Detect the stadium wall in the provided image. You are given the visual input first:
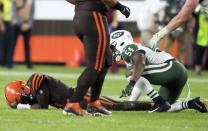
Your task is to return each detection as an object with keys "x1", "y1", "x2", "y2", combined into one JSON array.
[{"x1": 14, "y1": 0, "x2": 174, "y2": 67}]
